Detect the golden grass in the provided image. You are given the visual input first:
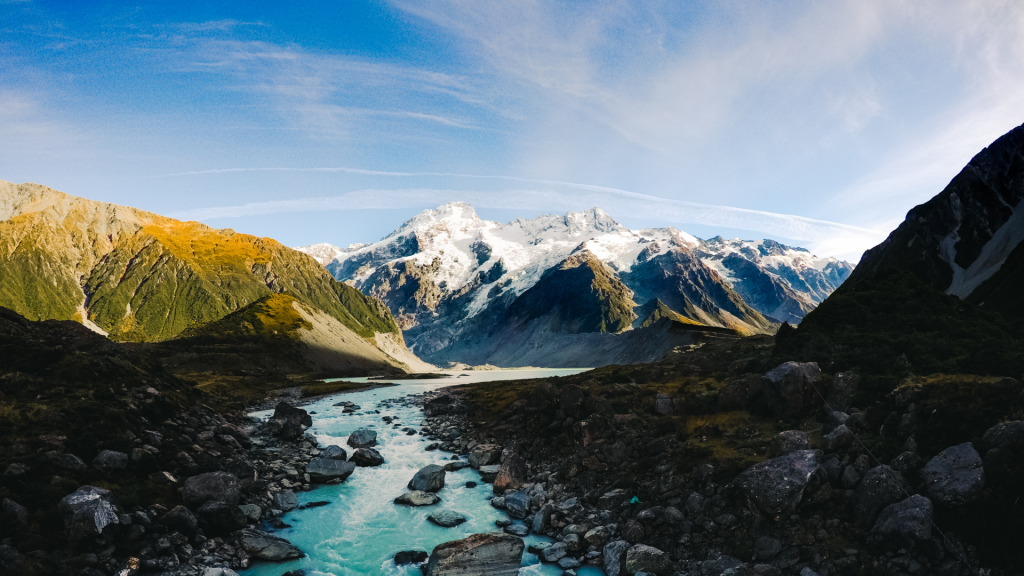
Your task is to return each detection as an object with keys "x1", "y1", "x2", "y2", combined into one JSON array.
[
  {"x1": 683, "y1": 410, "x2": 750, "y2": 435},
  {"x1": 142, "y1": 218, "x2": 279, "y2": 269}
]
